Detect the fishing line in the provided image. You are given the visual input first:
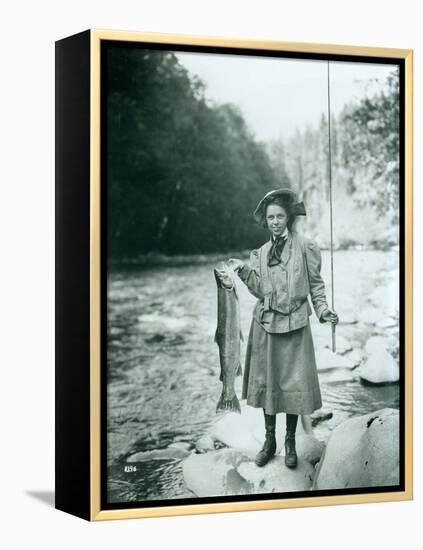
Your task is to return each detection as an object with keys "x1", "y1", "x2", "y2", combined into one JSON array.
[{"x1": 327, "y1": 60, "x2": 336, "y2": 352}]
